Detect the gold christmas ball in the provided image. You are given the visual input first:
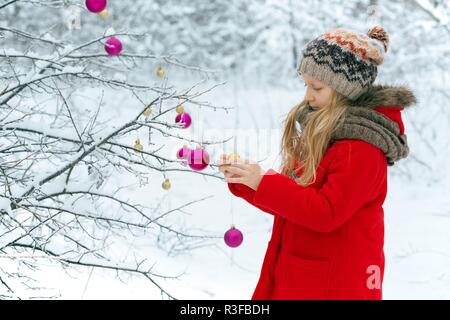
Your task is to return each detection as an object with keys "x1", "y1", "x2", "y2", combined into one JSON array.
[
  {"x1": 176, "y1": 105, "x2": 185, "y2": 114},
  {"x1": 162, "y1": 178, "x2": 171, "y2": 190},
  {"x1": 229, "y1": 152, "x2": 240, "y2": 160},
  {"x1": 98, "y1": 9, "x2": 110, "y2": 20},
  {"x1": 134, "y1": 138, "x2": 143, "y2": 152},
  {"x1": 143, "y1": 107, "x2": 152, "y2": 117},
  {"x1": 156, "y1": 66, "x2": 165, "y2": 78}
]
